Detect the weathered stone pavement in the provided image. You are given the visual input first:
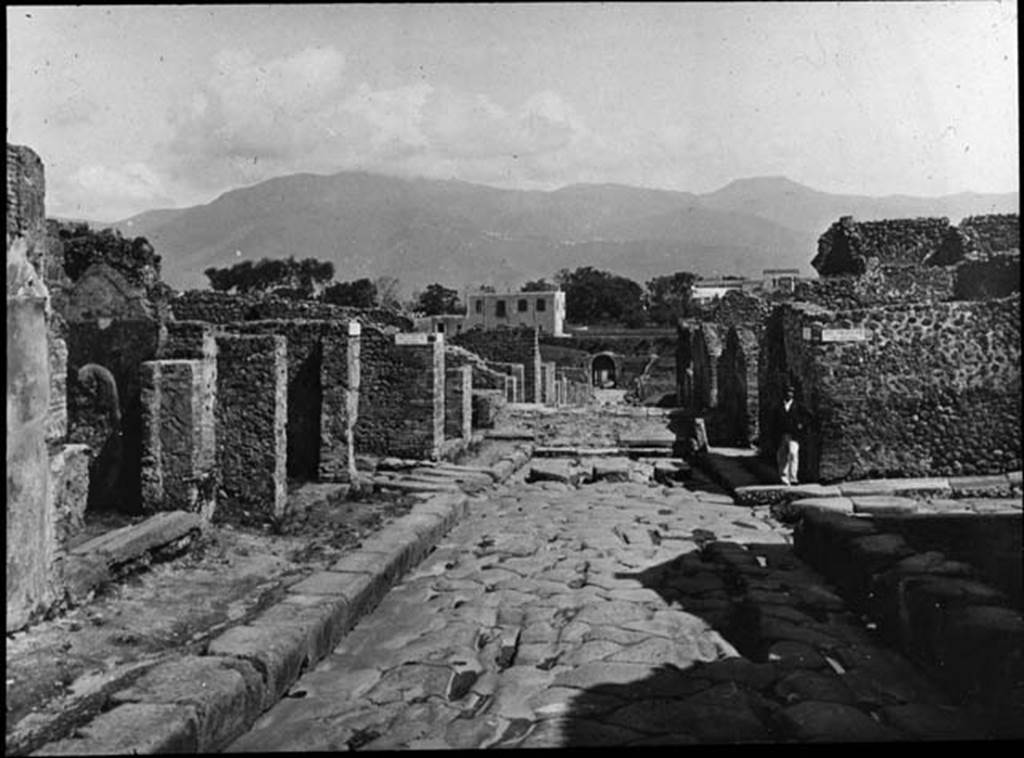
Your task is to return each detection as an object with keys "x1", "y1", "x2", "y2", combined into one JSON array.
[{"x1": 227, "y1": 439, "x2": 997, "y2": 748}]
